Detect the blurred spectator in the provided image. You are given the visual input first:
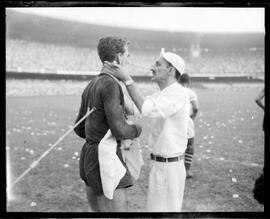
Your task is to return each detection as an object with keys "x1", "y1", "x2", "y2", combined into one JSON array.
[{"x1": 6, "y1": 39, "x2": 264, "y2": 77}]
